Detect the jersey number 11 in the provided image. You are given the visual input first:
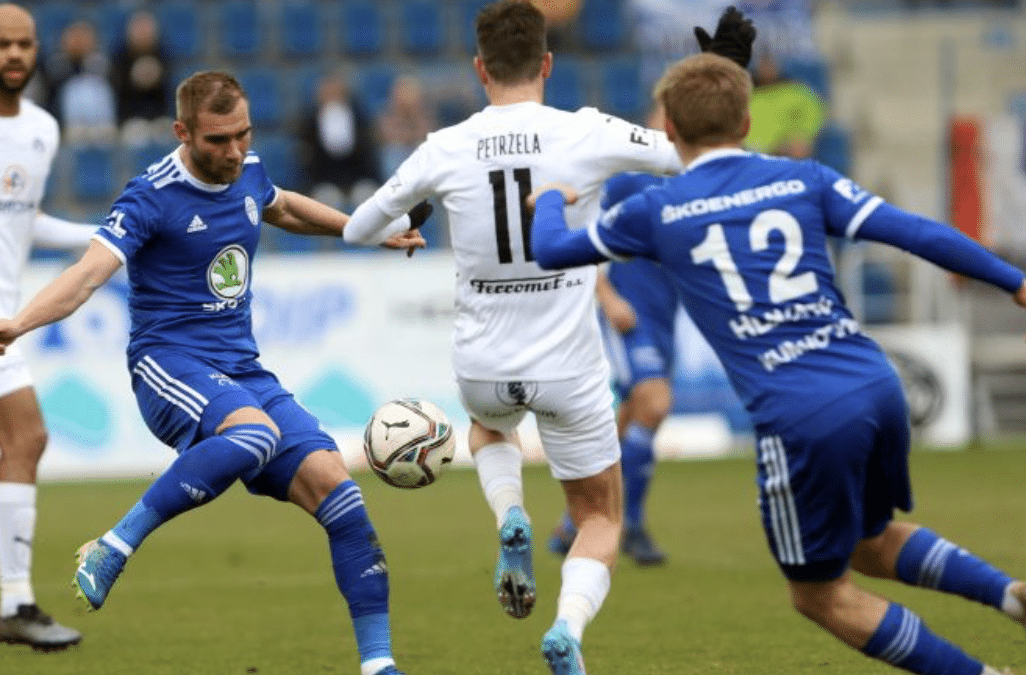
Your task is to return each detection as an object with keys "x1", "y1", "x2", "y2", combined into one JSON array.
[{"x1": 488, "y1": 168, "x2": 533, "y2": 264}]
